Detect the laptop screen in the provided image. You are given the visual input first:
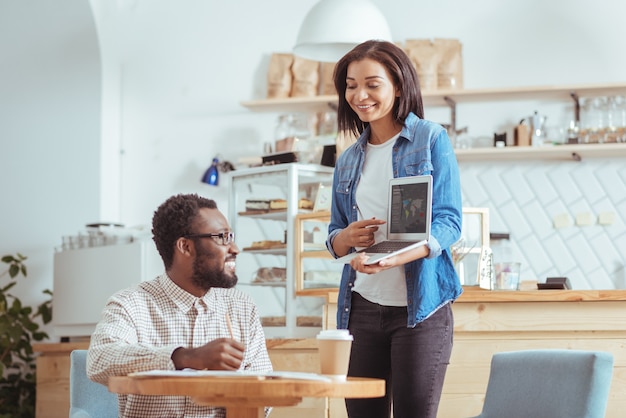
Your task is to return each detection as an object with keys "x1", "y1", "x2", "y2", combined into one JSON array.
[{"x1": 389, "y1": 181, "x2": 430, "y2": 235}]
